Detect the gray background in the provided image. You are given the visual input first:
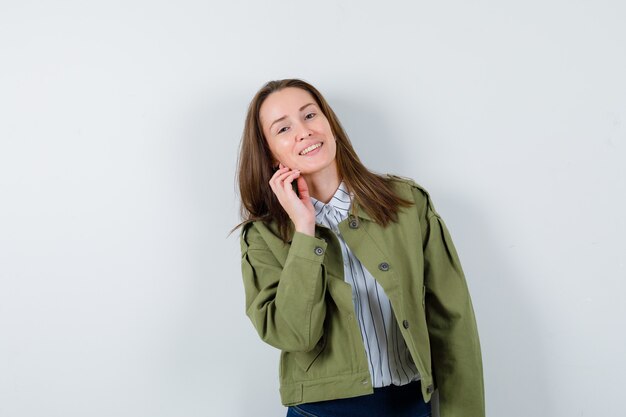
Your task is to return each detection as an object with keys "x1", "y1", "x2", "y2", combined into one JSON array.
[{"x1": 1, "y1": 1, "x2": 625, "y2": 416}]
